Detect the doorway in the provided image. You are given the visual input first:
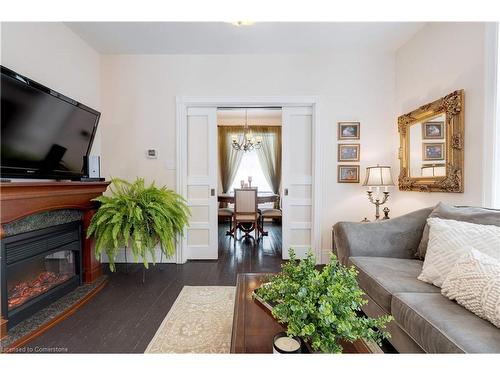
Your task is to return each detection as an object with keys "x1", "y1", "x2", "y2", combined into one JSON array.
[
  {"x1": 175, "y1": 96, "x2": 321, "y2": 264},
  {"x1": 216, "y1": 108, "x2": 282, "y2": 261}
]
